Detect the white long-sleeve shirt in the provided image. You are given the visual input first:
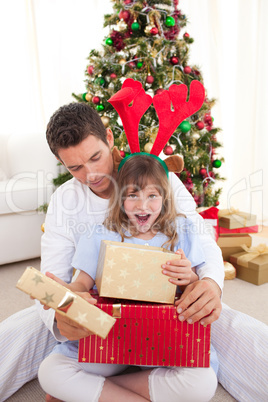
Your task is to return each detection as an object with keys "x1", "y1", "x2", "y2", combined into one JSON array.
[{"x1": 38, "y1": 173, "x2": 224, "y2": 340}]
